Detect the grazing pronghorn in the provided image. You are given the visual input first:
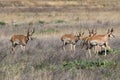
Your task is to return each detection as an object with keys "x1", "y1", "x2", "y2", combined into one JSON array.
[
  {"x1": 81, "y1": 28, "x2": 97, "y2": 49},
  {"x1": 10, "y1": 28, "x2": 35, "y2": 52},
  {"x1": 87, "y1": 28, "x2": 115, "y2": 57},
  {"x1": 61, "y1": 32, "x2": 84, "y2": 52}
]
